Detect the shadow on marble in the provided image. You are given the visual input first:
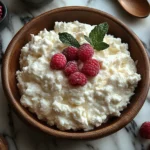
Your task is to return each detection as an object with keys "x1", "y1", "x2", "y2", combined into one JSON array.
[{"x1": 2, "y1": 0, "x2": 54, "y2": 12}]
